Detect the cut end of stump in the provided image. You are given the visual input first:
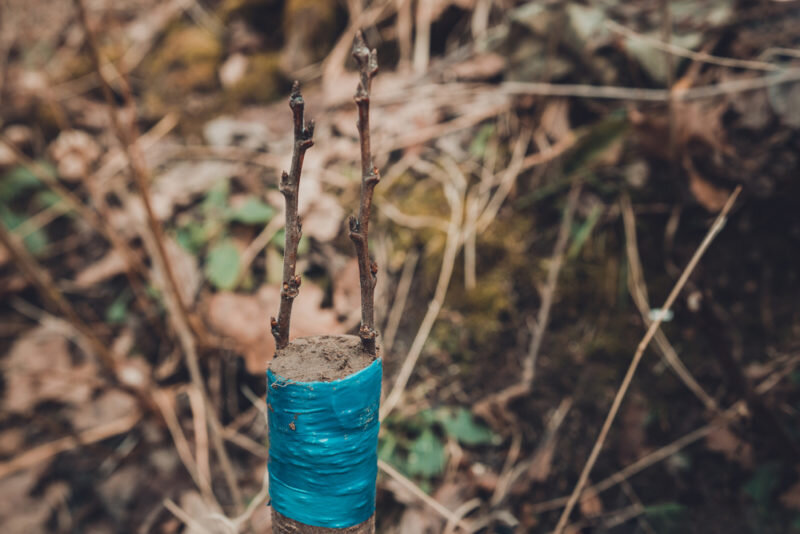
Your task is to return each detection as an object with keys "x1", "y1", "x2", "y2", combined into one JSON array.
[{"x1": 270, "y1": 334, "x2": 377, "y2": 382}]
